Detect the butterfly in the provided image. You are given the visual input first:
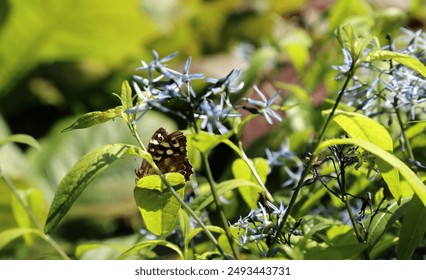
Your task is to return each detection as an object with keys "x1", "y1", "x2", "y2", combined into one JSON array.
[{"x1": 135, "y1": 127, "x2": 193, "y2": 182}]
